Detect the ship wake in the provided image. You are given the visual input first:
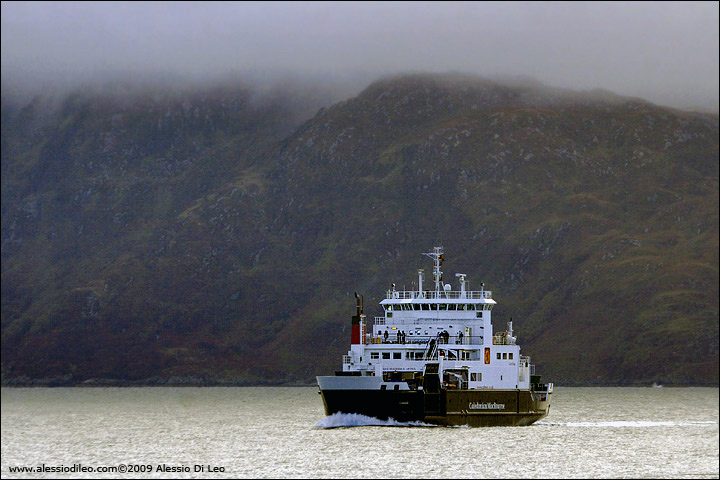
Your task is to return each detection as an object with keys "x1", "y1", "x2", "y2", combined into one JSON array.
[
  {"x1": 537, "y1": 420, "x2": 717, "y2": 428},
  {"x1": 314, "y1": 412, "x2": 438, "y2": 429}
]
